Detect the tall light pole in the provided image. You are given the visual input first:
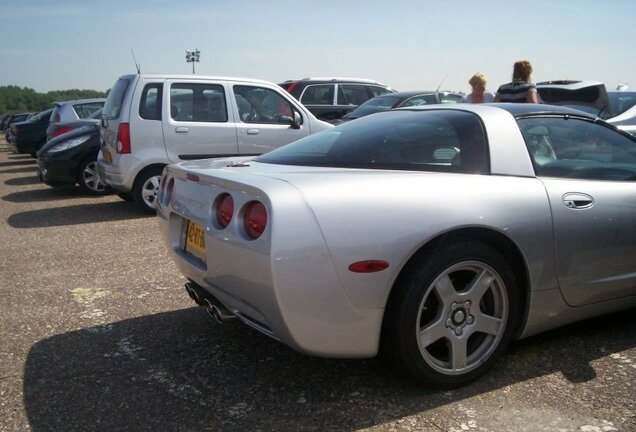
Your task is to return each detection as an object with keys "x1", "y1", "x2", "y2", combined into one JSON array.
[{"x1": 185, "y1": 49, "x2": 200, "y2": 74}]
